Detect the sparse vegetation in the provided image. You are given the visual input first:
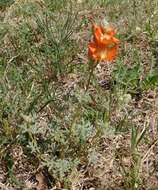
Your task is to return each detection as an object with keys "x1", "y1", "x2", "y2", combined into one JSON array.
[{"x1": 0, "y1": 0, "x2": 158, "y2": 189}]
